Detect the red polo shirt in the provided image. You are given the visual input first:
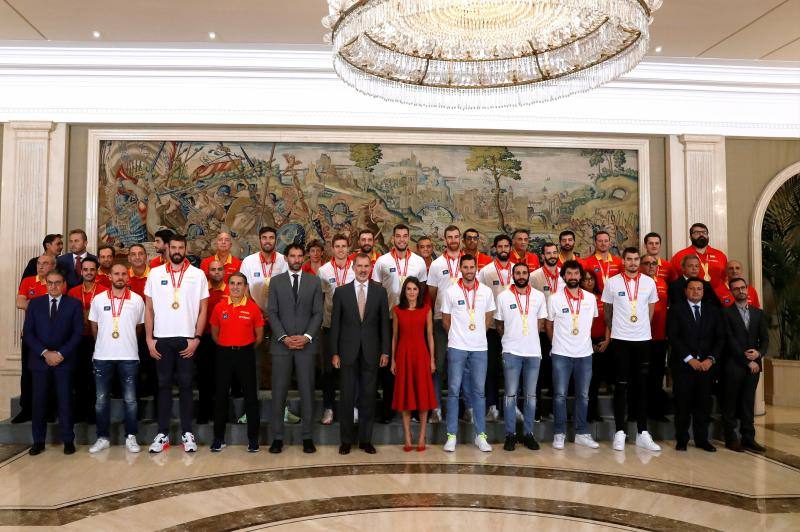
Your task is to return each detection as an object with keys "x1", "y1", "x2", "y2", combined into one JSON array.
[
  {"x1": 68, "y1": 283, "x2": 103, "y2": 336},
  {"x1": 127, "y1": 266, "x2": 150, "y2": 298},
  {"x1": 301, "y1": 261, "x2": 321, "y2": 275},
  {"x1": 581, "y1": 253, "x2": 622, "y2": 295},
  {"x1": 670, "y1": 246, "x2": 728, "y2": 288},
  {"x1": 95, "y1": 270, "x2": 112, "y2": 289},
  {"x1": 200, "y1": 254, "x2": 242, "y2": 283},
  {"x1": 556, "y1": 252, "x2": 581, "y2": 269},
  {"x1": 149, "y1": 255, "x2": 167, "y2": 269},
  {"x1": 474, "y1": 252, "x2": 493, "y2": 270},
  {"x1": 590, "y1": 293, "x2": 606, "y2": 340},
  {"x1": 510, "y1": 250, "x2": 541, "y2": 271},
  {"x1": 18, "y1": 275, "x2": 48, "y2": 299},
  {"x1": 651, "y1": 276, "x2": 669, "y2": 341},
  {"x1": 210, "y1": 295, "x2": 265, "y2": 347},
  {"x1": 204, "y1": 282, "x2": 229, "y2": 334},
  {"x1": 714, "y1": 283, "x2": 761, "y2": 309}
]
